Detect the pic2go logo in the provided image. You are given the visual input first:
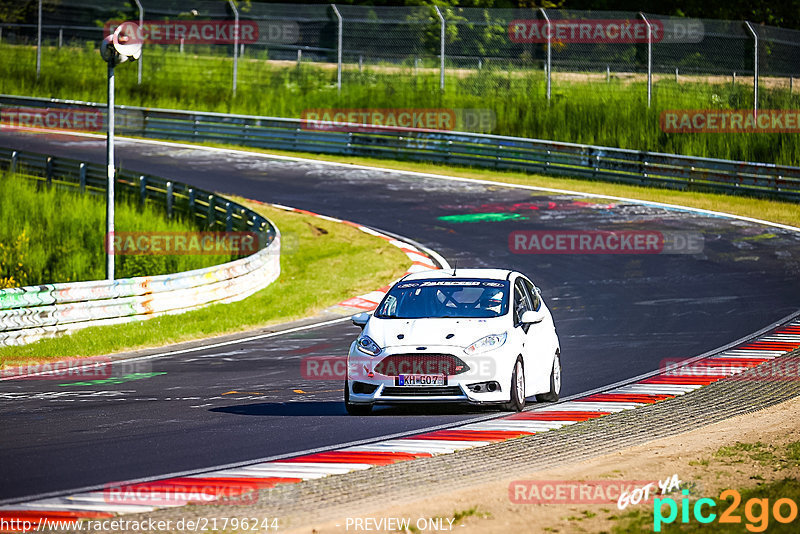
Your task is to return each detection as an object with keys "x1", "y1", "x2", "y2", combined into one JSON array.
[{"x1": 654, "y1": 489, "x2": 799, "y2": 532}]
